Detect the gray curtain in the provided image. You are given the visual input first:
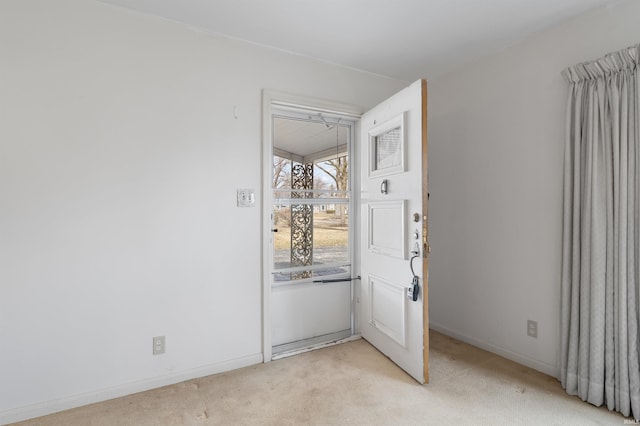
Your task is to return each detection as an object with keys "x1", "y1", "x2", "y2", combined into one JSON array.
[{"x1": 561, "y1": 44, "x2": 640, "y2": 420}]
